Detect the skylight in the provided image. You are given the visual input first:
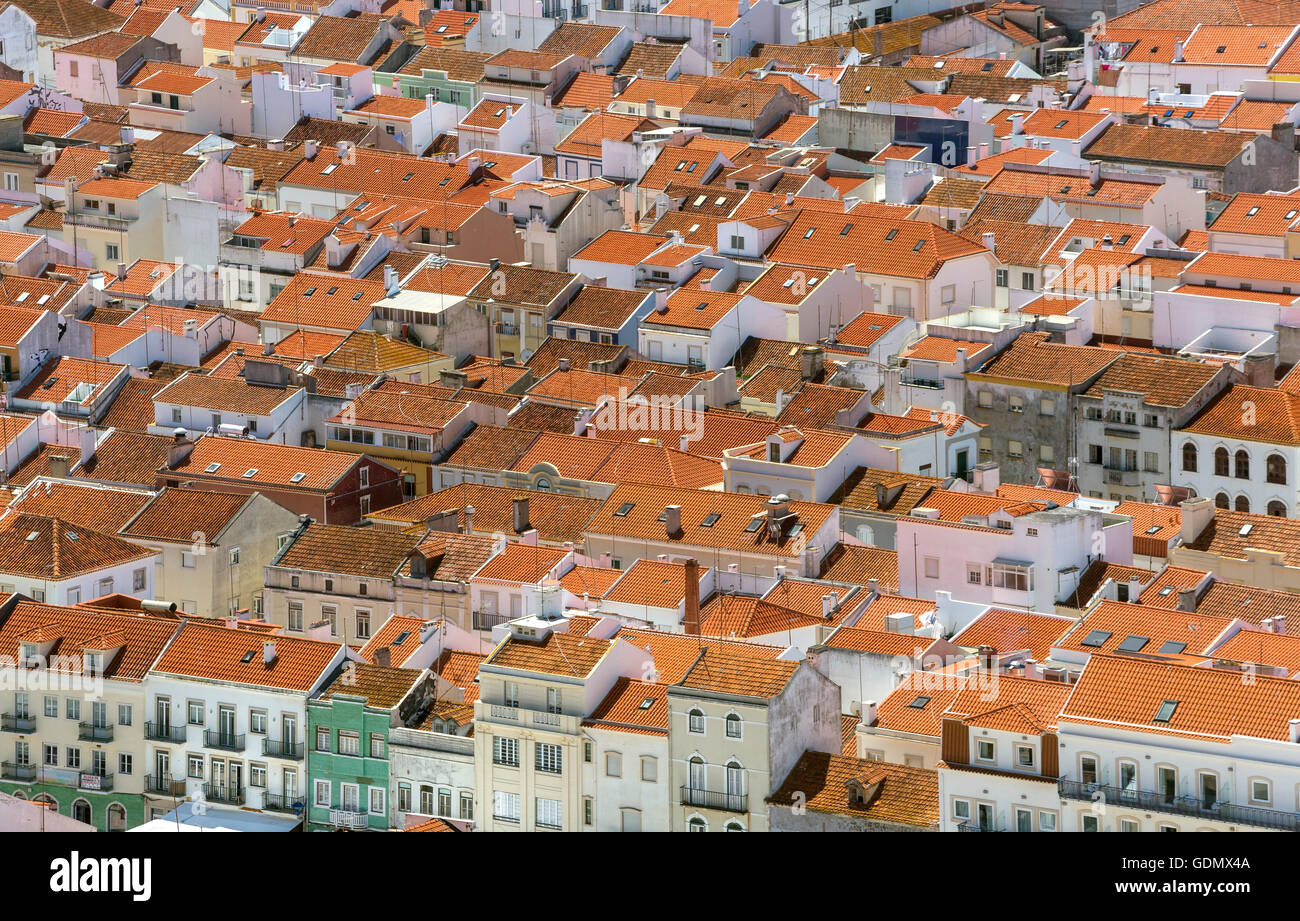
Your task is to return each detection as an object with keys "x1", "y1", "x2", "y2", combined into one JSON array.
[
  {"x1": 803, "y1": 227, "x2": 815, "y2": 239},
  {"x1": 204, "y1": 463, "x2": 221, "y2": 473},
  {"x1": 242, "y1": 468, "x2": 259, "y2": 478},
  {"x1": 1116, "y1": 634, "x2": 1149, "y2": 653},
  {"x1": 1081, "y1": 629, "x2": 1112, "y2": 647},
  {"x1": 744, "y1": 518, "x2": 763, "y2": 533},
  {"x1": 701, "y1": 513, "x2": 721, "y2": 527},
  {"x1": 907, "y1": 695, "x2": 931, "y2": 709},
  {"x1": 1157, "y1": 640, "x2": 1186, "y2": 655},
  {"x1": 614, "y1": 502, "x2": 635, "y2": 516},
  {"x1": 1153, "y1": 699, "x2": 1179, "y2": 723},
  {"x1": 290, "y1": 472, "x2": 306, "y2": 483}
]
